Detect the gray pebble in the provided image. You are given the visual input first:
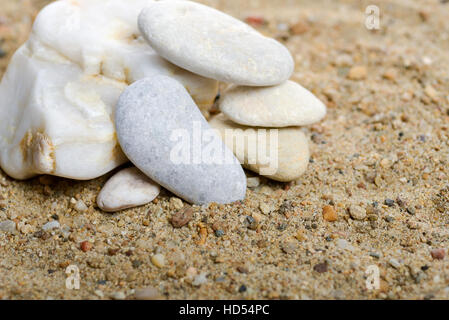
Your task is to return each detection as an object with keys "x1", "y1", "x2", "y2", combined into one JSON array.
[
  {"x1": 115, "y1": 76, "x2": 246, "y2": 205},
  {"x1": 42, "y1": 221, "x2": 60, "y2": 231},
  {"x1": 0, "y1": 220, "x2": 16, "y2": 233},
  {"x1": 192, "y1": 273, "x2": 208, "y2": 287},
  {"x1": 389, "y1": 258, "x2": 401, "y2": 269},
  {"x1": 110, "y1": 292, "x2": 126, "y2": 300},
  {"x1": 134, "y1": 287, "x2": 160, "y2": 300}
]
